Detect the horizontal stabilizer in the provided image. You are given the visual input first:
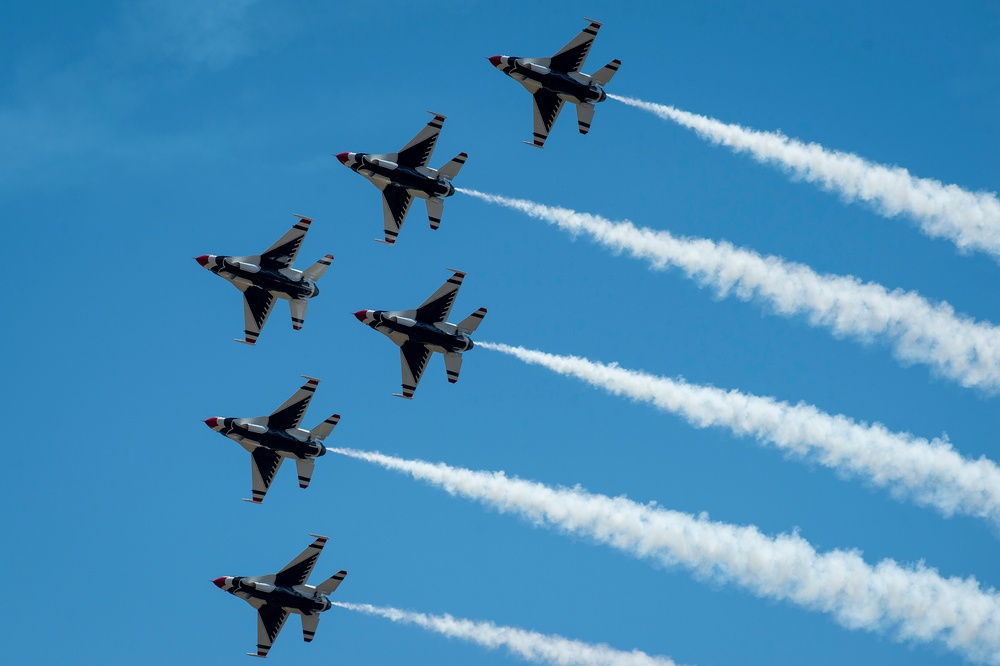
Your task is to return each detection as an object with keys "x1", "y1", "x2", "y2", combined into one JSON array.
[
  {"x1": 427, "y1": 197, "x2": 444, "y2": 230},
  {"x1": 437, "y1": 152, "x2": 468, "y2": 181},
  {"x1": 310, "y1": 414, "x2": 341, "y2": 440},
  {"x1": 590, "y1": 59, "x2": 621, "y2": 86},
  {"x1": 315, "y1": 570, "x2": 348, "y2": 595},
  {"x1": 444, "y1": 352, "x2": 463, "y2": 384},
  {"x1": 457, "y1": 307, "x2": 487, "y2": 334},
  {"x1": 576, "y1": 103, "x2": 595, "y2": 135},
  {"x1": 303, "y1": 254, "x2": 334, "y2": 281}
]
